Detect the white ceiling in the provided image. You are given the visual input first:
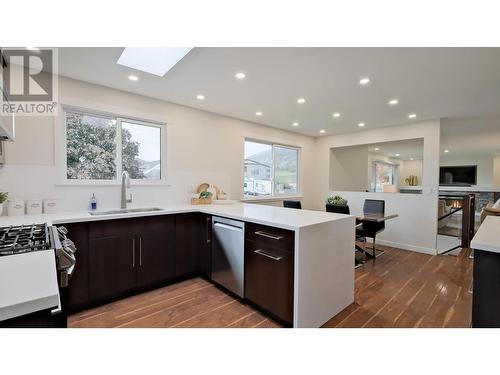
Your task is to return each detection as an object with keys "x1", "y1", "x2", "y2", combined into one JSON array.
[
  {"x1": 441, "y1": 116, "x2": 500, "y2": 157},
  {"x1": 54, "y1": 47, "x2": 500, "y2": 137},
  {"x1": 368, "y1": 138, "x2": 424, "y2": 161}
]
